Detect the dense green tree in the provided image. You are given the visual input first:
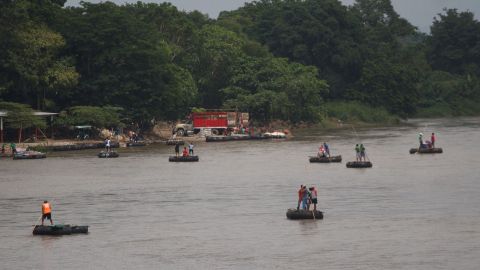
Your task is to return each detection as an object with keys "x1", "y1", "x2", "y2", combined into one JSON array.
[{"x1": 428, "y1": 9, "x2": 480, "y2": 76}]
